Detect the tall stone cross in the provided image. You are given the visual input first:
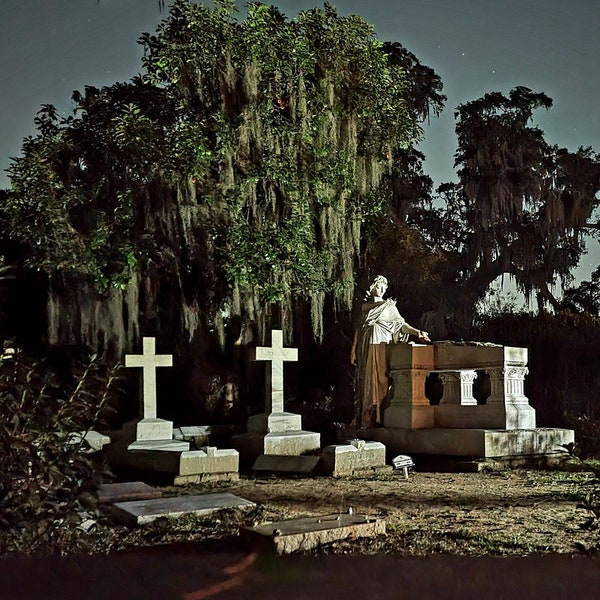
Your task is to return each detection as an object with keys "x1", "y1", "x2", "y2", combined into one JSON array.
[
  {"x1": 253, "y1": 329, "x2": 298, "y2": 413},
  {"x1": 125, "y1": 337, "x2": 173, "y2": 419}
]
